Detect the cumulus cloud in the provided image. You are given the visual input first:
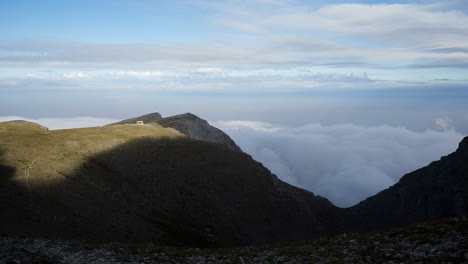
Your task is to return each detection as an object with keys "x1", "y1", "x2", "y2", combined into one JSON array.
[
  {"x1": 0, "y1": 116, "x2": 118, "y2": 130},
  {"x1": 216, "y1": 121, "x2": 464, "y2": 207}
]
